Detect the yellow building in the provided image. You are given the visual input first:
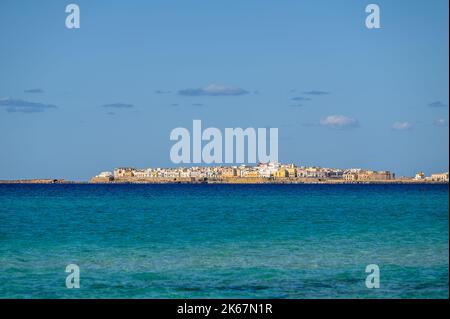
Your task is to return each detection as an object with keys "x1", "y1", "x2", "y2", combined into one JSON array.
[
  {"x1": 274, "y1": 168, "x2": 288, "y2": 178},
  {"x1": 286, "y1": 167, "x2": 297, "y2": 178},
  {"x1": 221, "y1": 167, "x2": 237, "y2": 178},
  {"x1": 244, "y1": 170, "x2": 260, "y2": 178},
  {"x1": 114, "y1": 168, "x2": 135, "y2": 178}
]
